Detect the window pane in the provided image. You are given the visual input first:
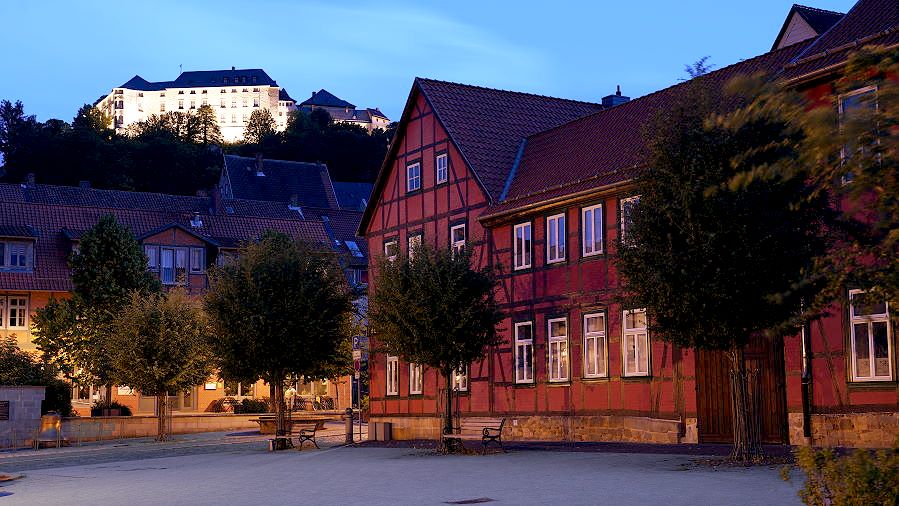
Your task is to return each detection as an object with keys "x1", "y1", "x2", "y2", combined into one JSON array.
[
  {"x1": 592, "y1": 208, "x2": 603, "y2": 251},
  {"x1": 550, "y1": 319, "x2": 566, "y2": 338},
  {"x1": 525, "y1": 344, "x2": 533, "y2": 380},
  {"x1": 586, "y1": 337, "x2": 597, "y2": 376},
  {"x1": 626, "y1": 335, "x2": 637, "y2": 374},
  {"x1": 854, "y1": 323, "x2": 870, "y2": 377},
  {"x1": 585, "y1": 315, "x2": 604, "y2": 334},
  {"x1": 852, "y1": 298, "x2": 887, "y2": 317},
  {"x1": 637, "y1": 332, "x2": 648, "y2": 374},
  {"x1": 559, "y1": 341, "x2": 568, "y2": 379},
  {"x1": 872, "y1": 321, "x2": 890, "y2": 377}
]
